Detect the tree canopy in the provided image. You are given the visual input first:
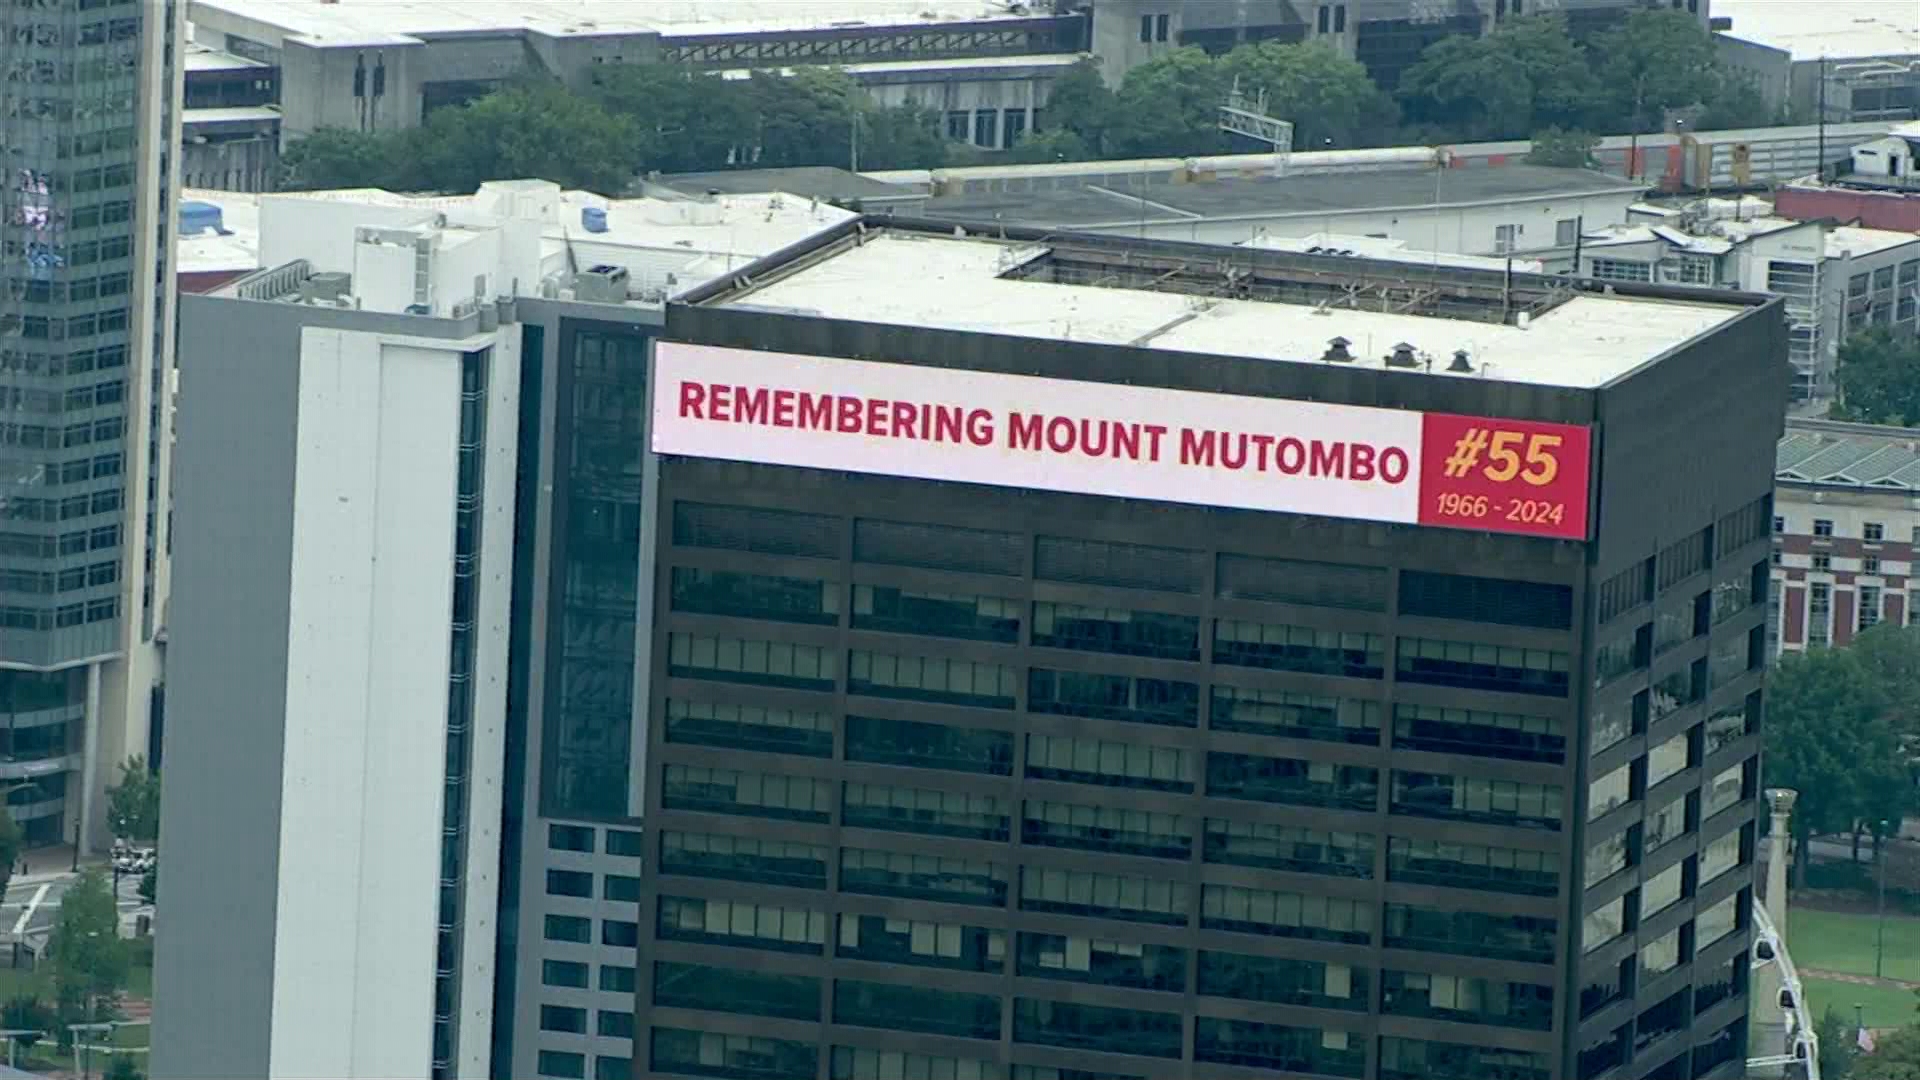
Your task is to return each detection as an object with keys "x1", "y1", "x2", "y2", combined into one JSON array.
[
  {"x1": 49, "y1": 869, "x2": 129, "y2": 1020},
  {"x1": 105, "y1": 755, "x2": 159, "y2": 846},
  {"x1": 1835, "y1": 327, "x2": 1920, "y2": 427}
]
